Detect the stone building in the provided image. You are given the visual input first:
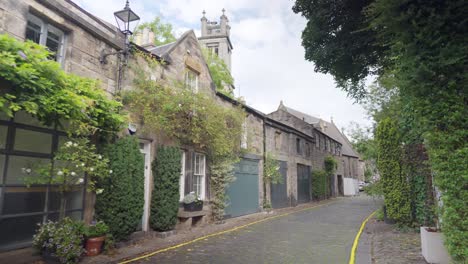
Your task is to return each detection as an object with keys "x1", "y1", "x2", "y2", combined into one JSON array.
[
  {"x1": 0, "y1": 0, "x2": 364, "y2": 253},
  {"x1": 270, "y1": 102, "x2": 361, "y2": 196},
  {"x1": 198, "y1": 10, "x2": 232, "y2": 71},
  {"x1": 0, "y1": 0, "x2": 125, "y2": 251}
]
